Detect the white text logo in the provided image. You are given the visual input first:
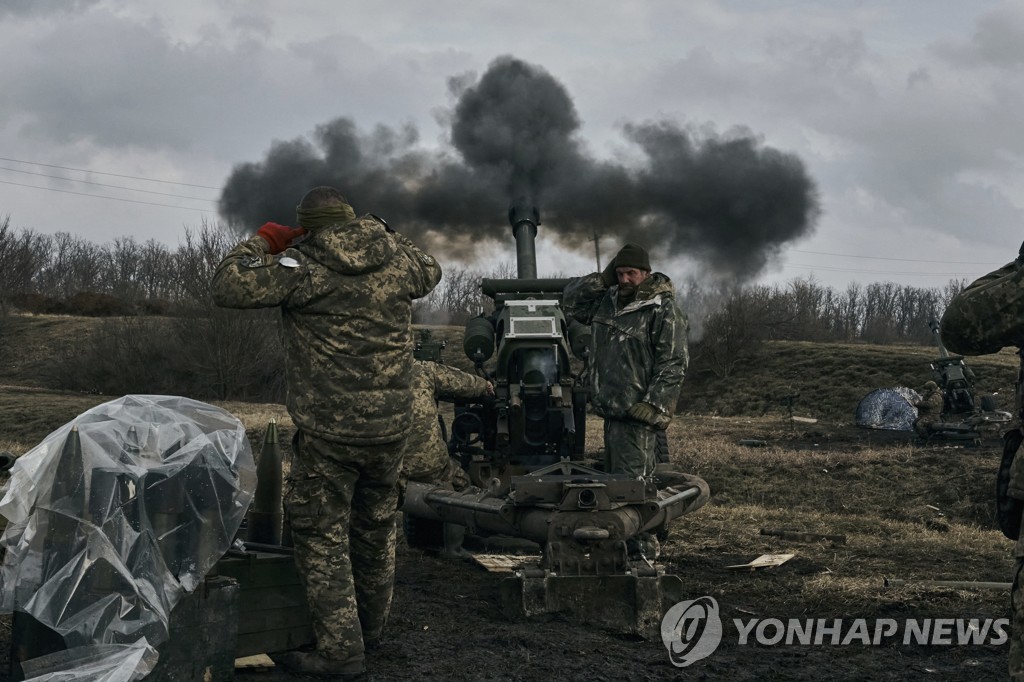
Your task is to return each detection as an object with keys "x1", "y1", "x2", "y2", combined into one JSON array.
[{"x1": 660, "y1": 596, "x2": 724, "y2": 667}]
